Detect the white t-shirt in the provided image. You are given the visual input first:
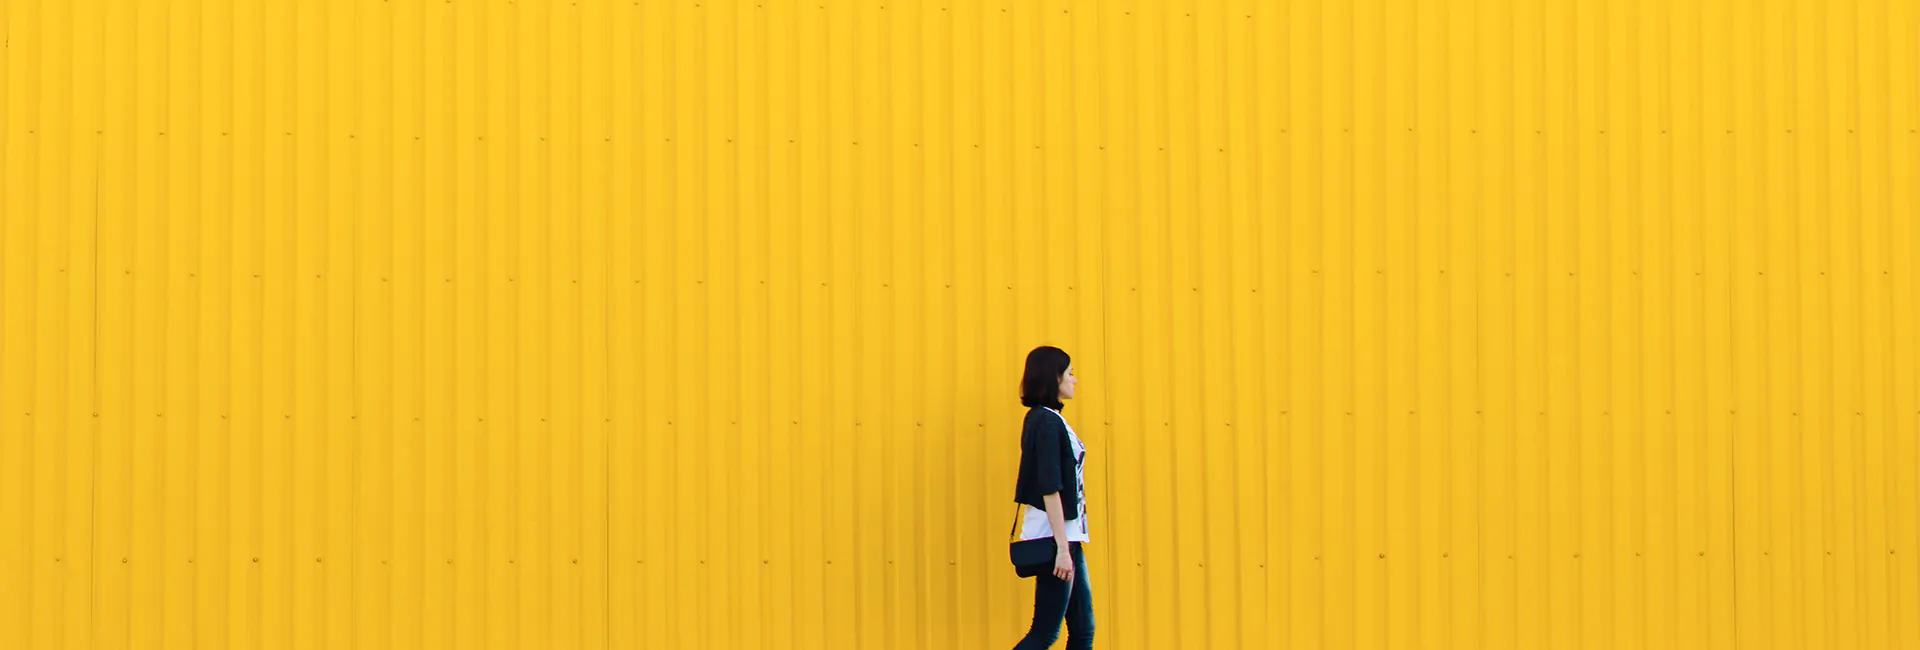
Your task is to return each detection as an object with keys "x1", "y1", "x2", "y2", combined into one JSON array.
[{"x1": 1013, "y1": 407, "x2": 1089, "y2": 543}]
